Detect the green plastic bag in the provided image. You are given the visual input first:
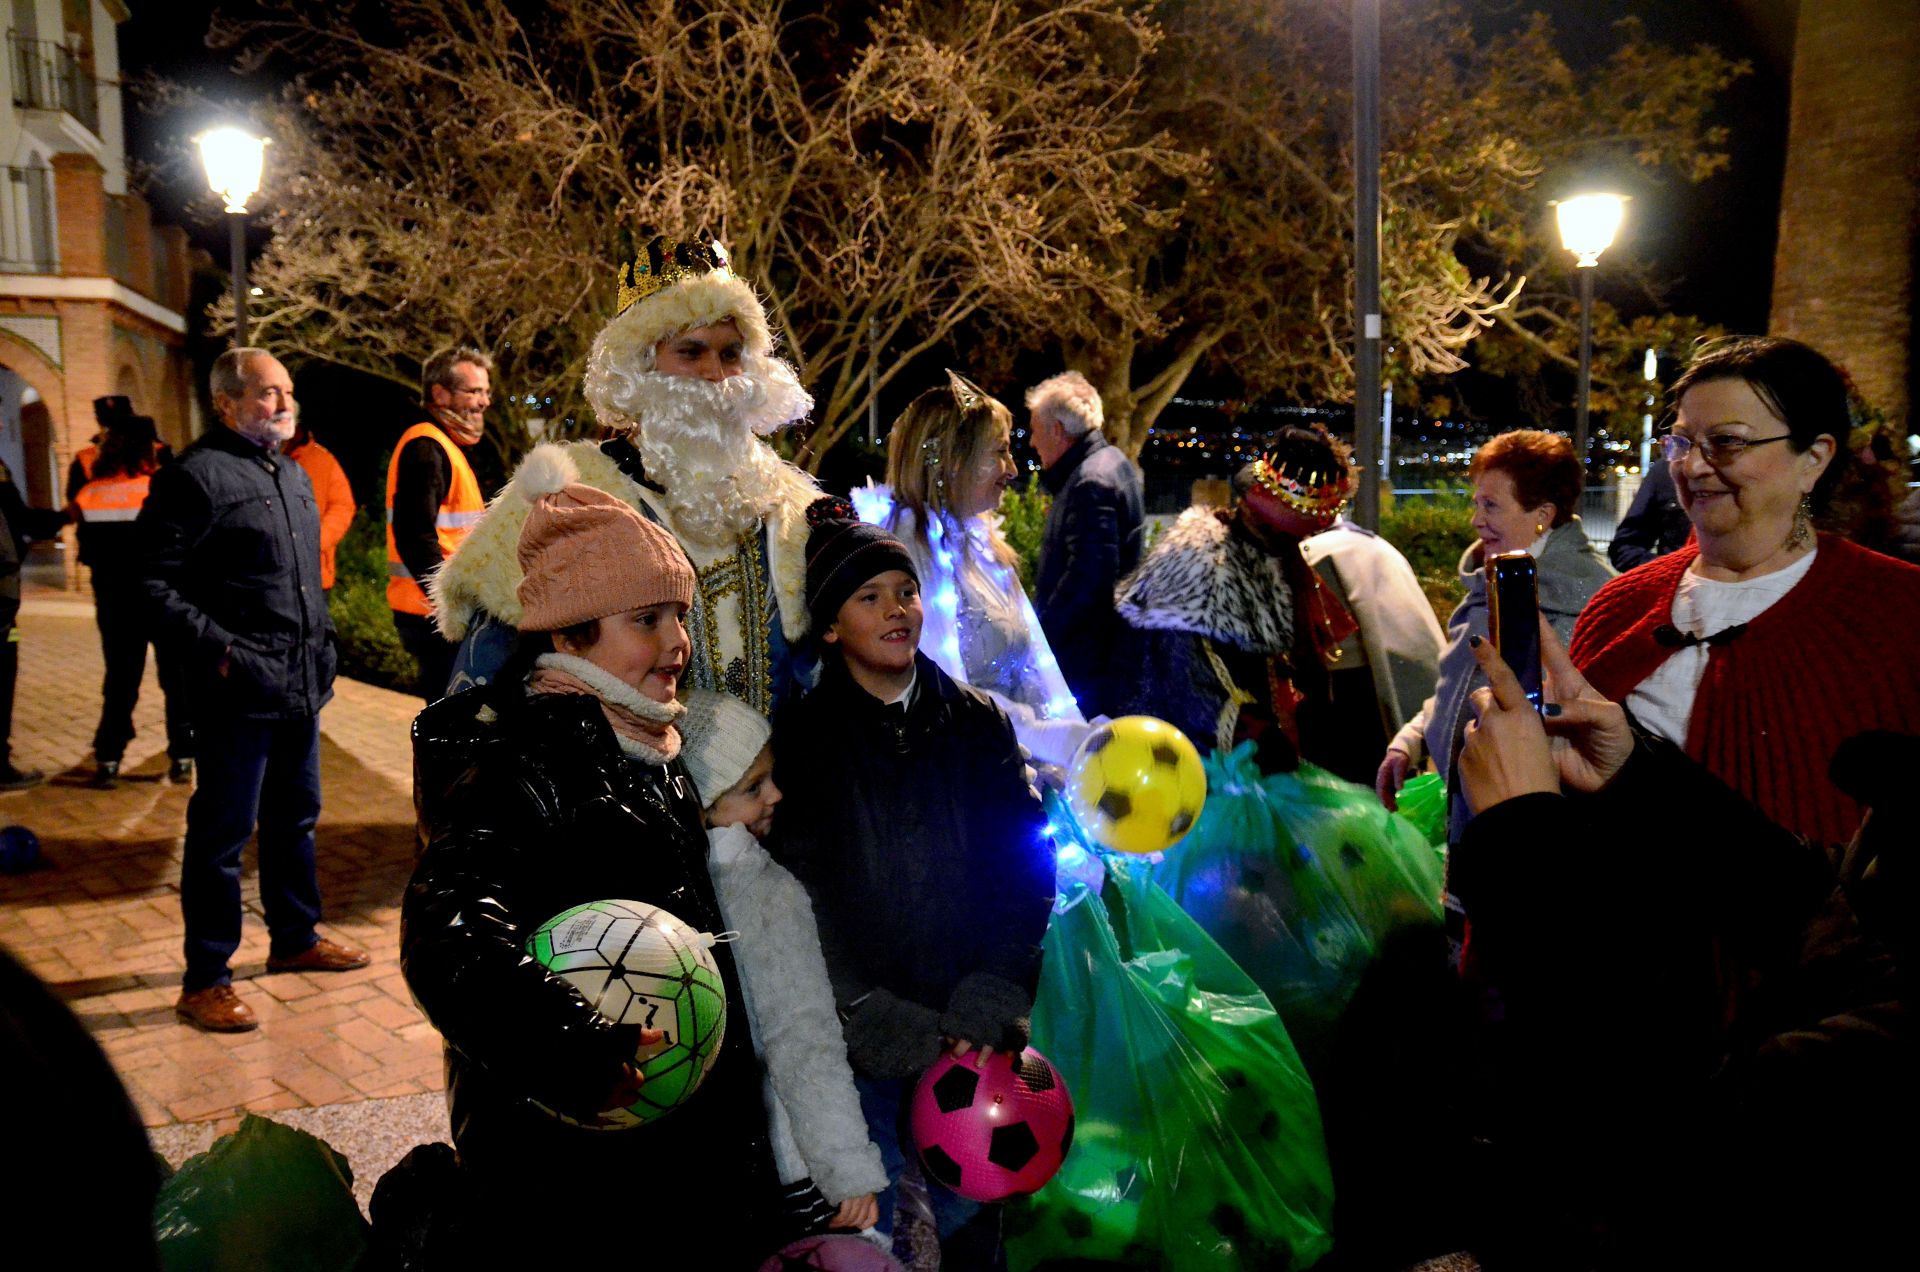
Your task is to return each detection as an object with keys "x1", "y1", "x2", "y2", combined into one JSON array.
[
  {"x1": 1145, "y1": 743, "x2": 1445, "y2": 1071},
  {"x1": 153, "y1": 1114, "x2": 368, "y2": 1272},
  {"x1": 1393, "y1": 772, "x2": 1448, "y2": 849},
  {"x1": 1010, "y1": 862, "x2": 1335, "y2": 1270}
]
